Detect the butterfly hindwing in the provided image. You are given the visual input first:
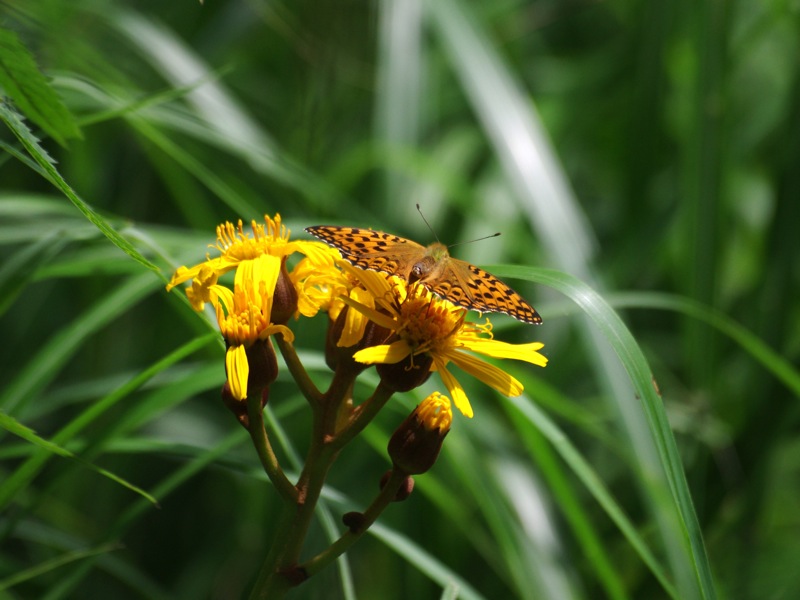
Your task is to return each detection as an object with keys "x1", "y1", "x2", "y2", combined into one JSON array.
[{"x1": 430, "y1": 259, "x2": 542, "y2": 325}]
